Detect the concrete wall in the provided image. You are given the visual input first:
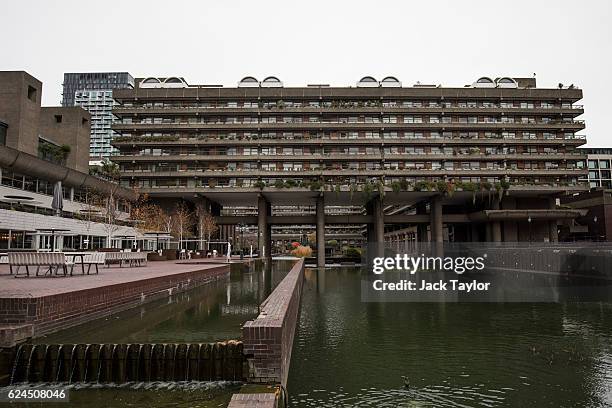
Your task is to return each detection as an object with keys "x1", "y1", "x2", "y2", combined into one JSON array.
[
  {"x1": 0, "y1": 71, "x2": 42, "y2": 156},
  {"x1": 242, "y1": 259, "x2": 304, "y2": 386},
  {"x1": 39, "y1": 107, "x2": 91, "y2": 173}
]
